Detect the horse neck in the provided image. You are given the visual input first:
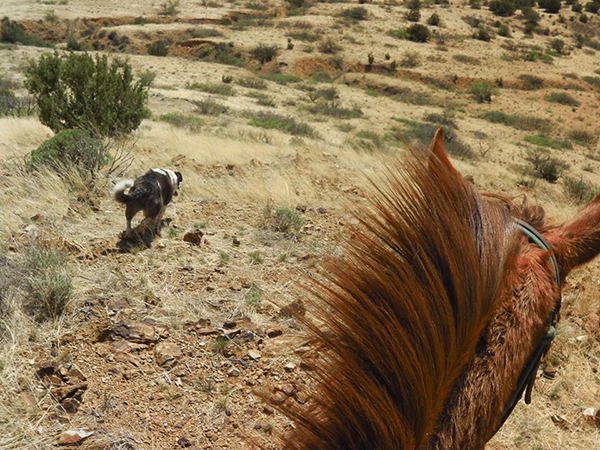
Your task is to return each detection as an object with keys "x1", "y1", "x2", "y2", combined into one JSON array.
[{"x1": 428, "y1": 245, "x2": 560, "y2": 450}]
